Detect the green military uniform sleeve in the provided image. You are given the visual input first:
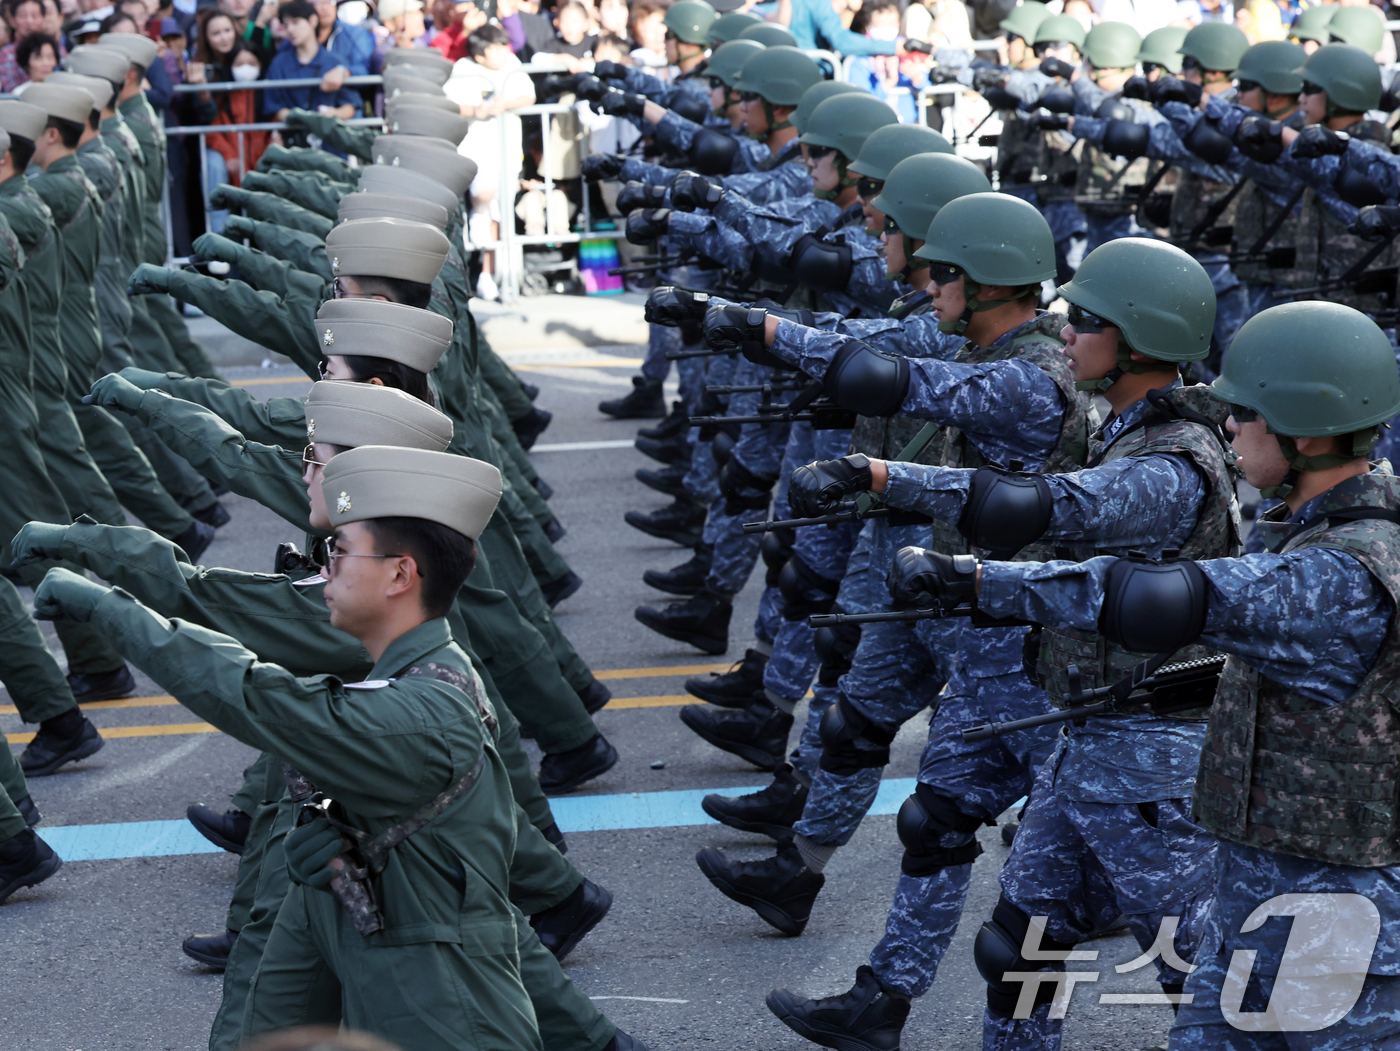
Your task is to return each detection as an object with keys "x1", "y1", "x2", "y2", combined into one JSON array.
[
  {"x1": 142, "y1": 373, "x2": 308, "y2": 451},
  {"x1": 242, "y1": 218, "x2": 333, "y2": 281},
  {"x1": 257, "y1": 142, "x2": 359, "y2": 182},
  {"x1": 215, "y1": 185, "x2": 335, "y2": 238},
  {"x1": 478, "y1": 341, "x2": 535, "y2": 423},
  {"x1": 159, "y1": 269, "x2": 321, "y2": 373},
  {"x1": 284, "y1": 108, "x2": 377, "y2": 161},
  {"x1": 197, "y1": 239, "x2": 326, "y2": 301},
  {"x1": 242, "y1": 169, "x2": 353, "y2": 220}
]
